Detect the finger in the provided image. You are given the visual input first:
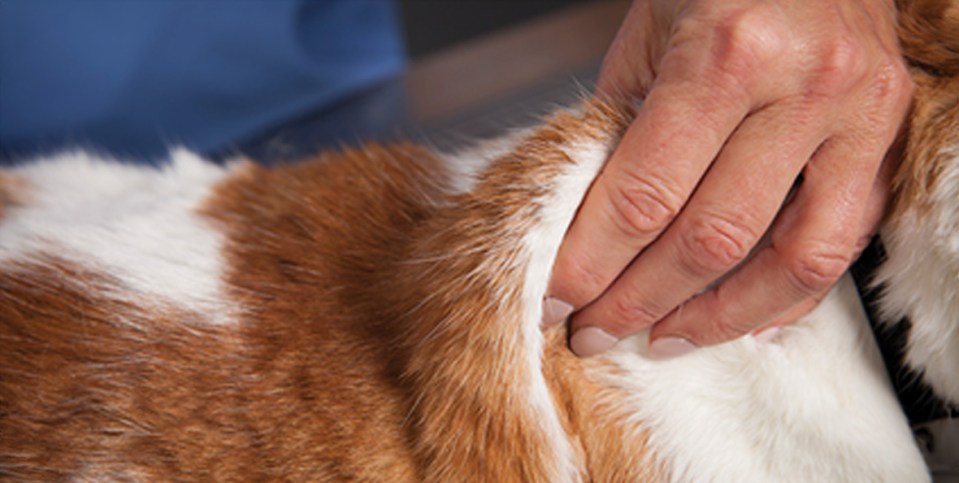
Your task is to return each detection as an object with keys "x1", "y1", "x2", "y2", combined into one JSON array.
[
  {"x1": 866, "y1": 122, "x2": 904, "y2": 226},
  {"x1": 745, "y1": 69, "x2": 909, "y2": 340},
  {"x1": 567, "y1": 100, "x2": 824, "y2": 356},
  {"x1": 752, "y1": 292, "x2": 824, "y2": 336},
  {"x1": 647, "y1": 133, "x2": 884, "y2": 357},
  {"x1": 596, "y1": 0, "x2": 678, "y2": 99},
  {"x1": 750, "y1": 157, "x2": 895, "y2": 337},
  {"x1": 546, "y1": 79, "x2": 750, "y2": 315},
  {"x1": 548, "y1": 0, "x2": 802, "y2": 322}
]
